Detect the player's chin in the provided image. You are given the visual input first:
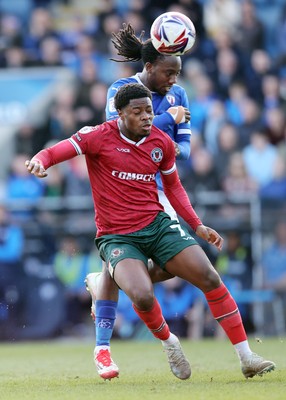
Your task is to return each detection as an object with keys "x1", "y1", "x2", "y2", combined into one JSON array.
[
  {"x1": 159, "y1": 87, "x2": 171, "y2": 95},
  {"x1": 141, "y1": 126, "x2": 152, "y2": 135}
]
